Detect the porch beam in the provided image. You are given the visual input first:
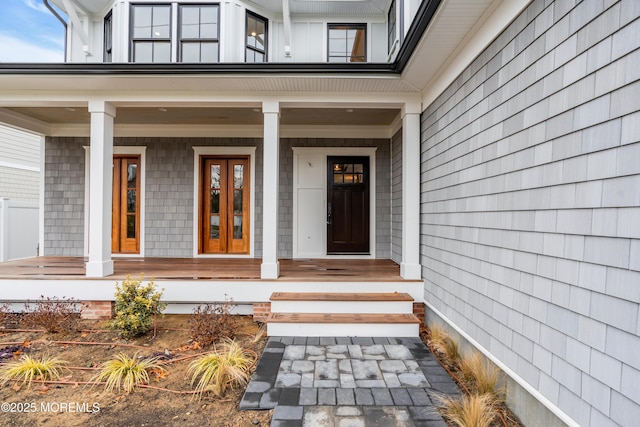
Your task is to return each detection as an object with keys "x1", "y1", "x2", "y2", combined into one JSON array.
[
  {"x1": 261, "y1": 101, "x2": 280, "y2": 279},
  {"x1": 400, "y1": 103, "x2": 422, "y2": 280},
  {"x1": 86, "y1": 100, "x2": 115, "y2": 278}
]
